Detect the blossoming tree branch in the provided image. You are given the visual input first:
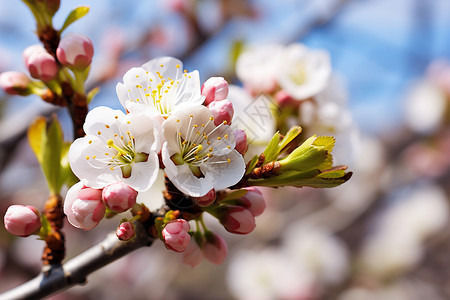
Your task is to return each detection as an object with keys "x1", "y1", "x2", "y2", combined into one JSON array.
[{"x1": 0, "y1": 1, "x2": 351, "y2": 299}]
